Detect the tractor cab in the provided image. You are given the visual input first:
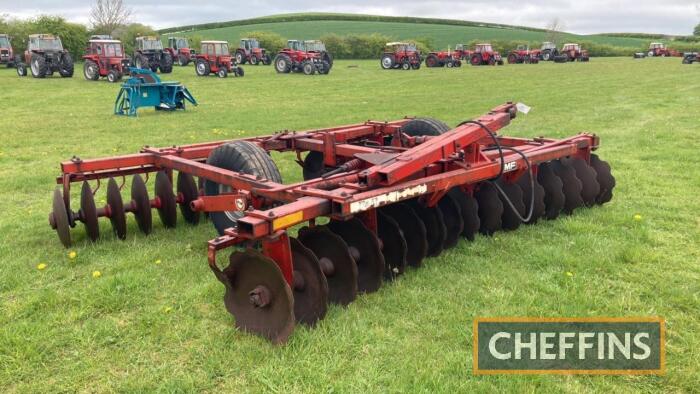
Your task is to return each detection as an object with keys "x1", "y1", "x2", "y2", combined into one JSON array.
[
  {"x1": 91, "y1": 35, "x2": 113, "y2": 40},
  {"x1": 136, "y1": 36, "x2": 163, "y2": 52},
  {"x1": 241, "y1": 38, "x2": 260, "y2": 50},
  {"x1": 561, "y1": 43, "x2": 580, "y2": 52},
  {"x1": 287, "y1": 40, "x2": 304, "y2": 52},
  {"x1": 169, "y1": 37, "x2": 190, "y2": 51},
  {"x1": 649, "y1": 42, "x2": 666, "y2": 50},
  {"x1": 304, "y1": 40, "x2": 326, "y2": 53},
  {"x1": 201, "y1": 41, "x2": 230, "y2": 57},
  {"x1": 28, "y1": 34, "x2": 64, "y2": 52},
  {"x1": 0, "y1": 34, "x2": 14, "y2": 67},
  {"x1": 475, "y1": 43, "x2": 494, "y2": 53},
  {"x1": 541, "y1": 42, "x2": 557, "y2": 50},
  {"x1": 385, "y1": 42, "x2": 419, "y2": 55}
]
